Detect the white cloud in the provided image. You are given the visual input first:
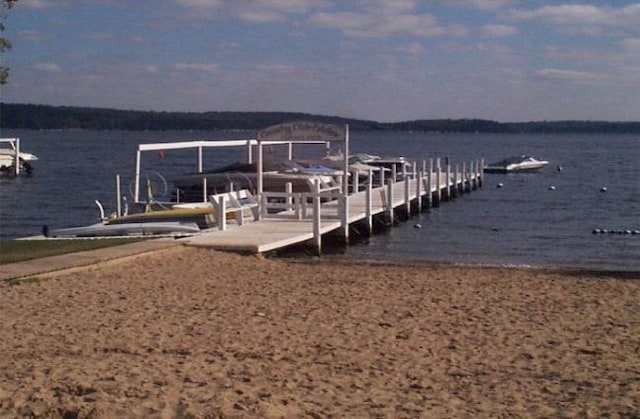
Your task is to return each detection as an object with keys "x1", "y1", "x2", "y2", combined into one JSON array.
[
  {"x1": 174, "y1": 0, "x2": 223, "y2": 9},
  {"x1": 509, "y1": 4, "x2": 640, "y2": 29},
  {"x1": 307, "y1": 11, "x2": 466, "y2": 38},
  {"x1": 18, "y1": 30, "x2": 54, "y2": 42},
  {"x1": 448, "y1": 0, "x2": 513, "y2": 11},
  {"x1": 620, "y1": 38, "x2": 640, "y2": 52},
  {"x1": 86, "y1": 32, "x2": 115, "y2": 42},
  {"x1": 481, "y1": 24, "x2": 517, "y2": 37},
  {"x1": 357, "y1": 0, "x2": 417, "y2": 14},
  {"x1": 33, "y1": 62, "x2": 62, "y2": 73},
  {"x1": 173, "y1": 0, "x2": 324, "y2": 22},
  {"x1": 398, "y1": 41, "x2": 425, "y2": 56},
  {"x1": 16, "y1": 0, "x2": 54, "y2": 8},
  {"x1": 144, "y1": 65, "x2": 159, "y2": 74},
  {"x1": 173, "y1": 63, "x2": 219, "y2": 73},
  {"x1": 535, "y1": 68, "x2": 595, "y2": 82},
  {"x1": 236, "y1": 10, "x2": 286, "y2": 23}
]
